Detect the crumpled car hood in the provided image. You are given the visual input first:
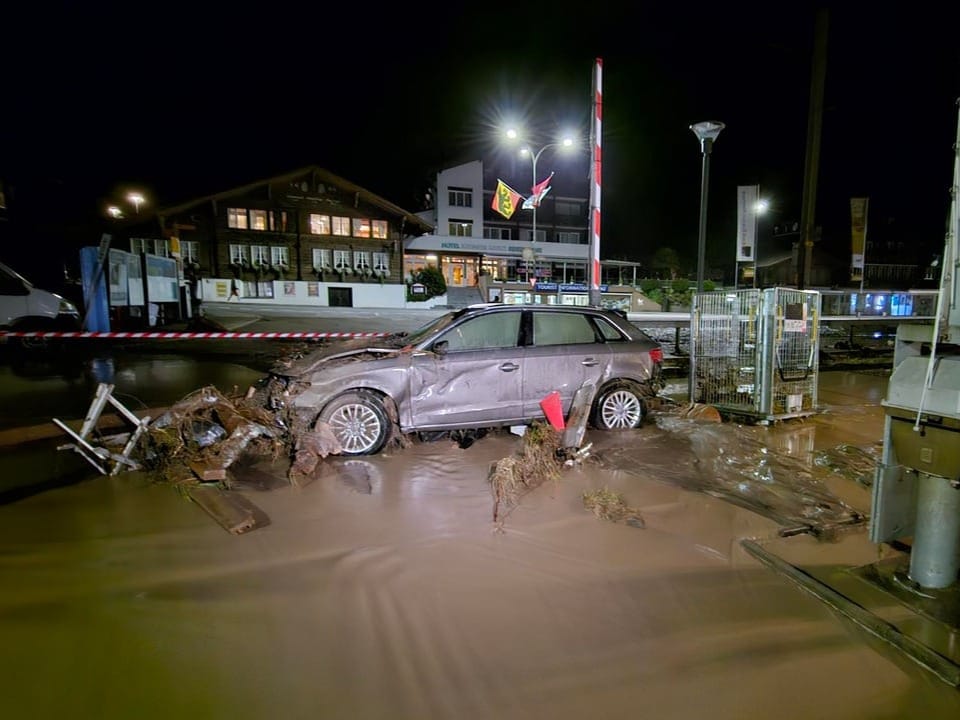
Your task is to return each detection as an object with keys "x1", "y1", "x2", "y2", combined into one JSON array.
[{"x1": 271, "y1": 336, "x2": 403, "y2": 377}]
